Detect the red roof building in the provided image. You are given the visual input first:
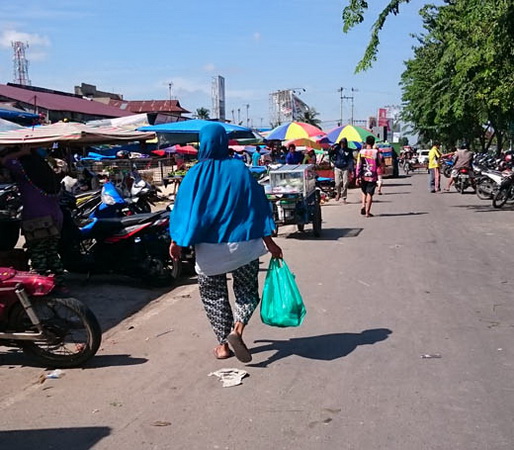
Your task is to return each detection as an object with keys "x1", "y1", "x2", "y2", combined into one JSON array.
[
  {"x1": 0, "y1": 83, "x2": 132, "y2": 123},
  {"x1": 108, "y1": 99, "x2": 190, "y2": 119}
]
